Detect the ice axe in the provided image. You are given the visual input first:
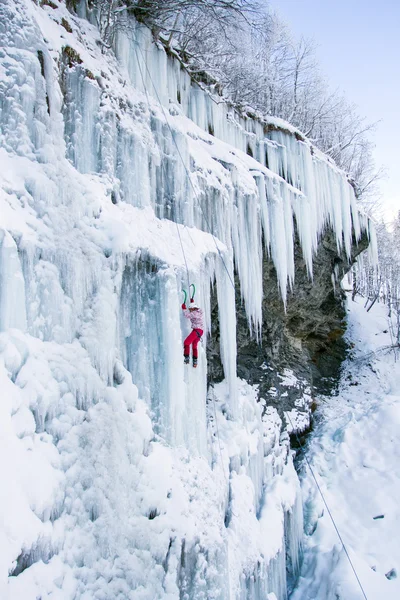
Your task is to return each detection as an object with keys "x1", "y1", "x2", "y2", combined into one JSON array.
[{"x1": 182, "y1": 284, "x2": 196, "y2": 304}]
